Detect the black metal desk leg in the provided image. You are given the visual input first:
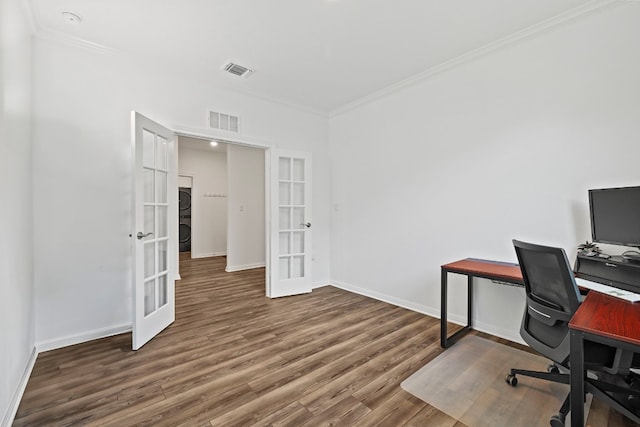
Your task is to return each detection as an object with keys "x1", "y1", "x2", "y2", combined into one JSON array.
[
  {"x1": 570, "y1": 330, "x2": 585, "y2": 427},
  {"x1": 467, "y1": 275, "x2": 473, "y2": 330},
  {"x1": 441, "y1": 270, "x2": 472, "y2": 348},
  {"x1": 440, "y1": 268, "x2": 448, "y2": 348}
]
